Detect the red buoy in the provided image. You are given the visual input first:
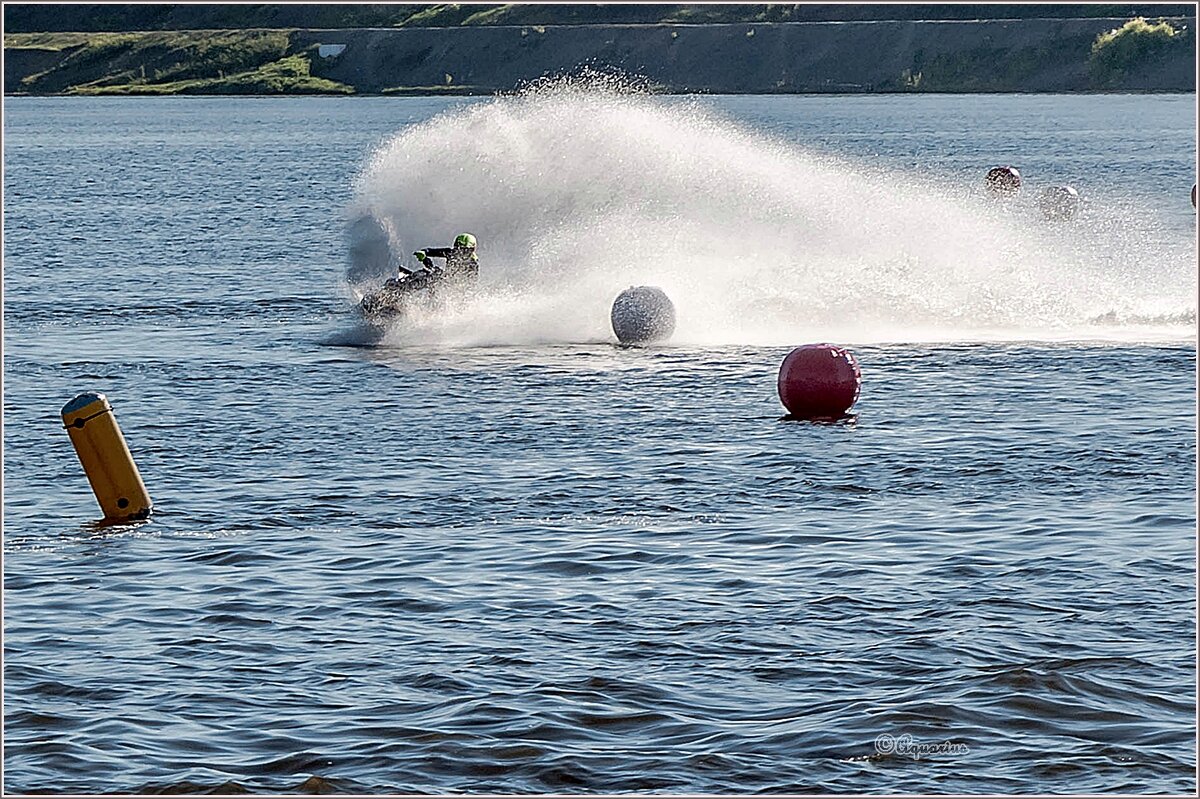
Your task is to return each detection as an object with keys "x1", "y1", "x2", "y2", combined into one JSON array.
[{"x1": 777, "y1": 344, "x2": 861, "y2": 420}]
